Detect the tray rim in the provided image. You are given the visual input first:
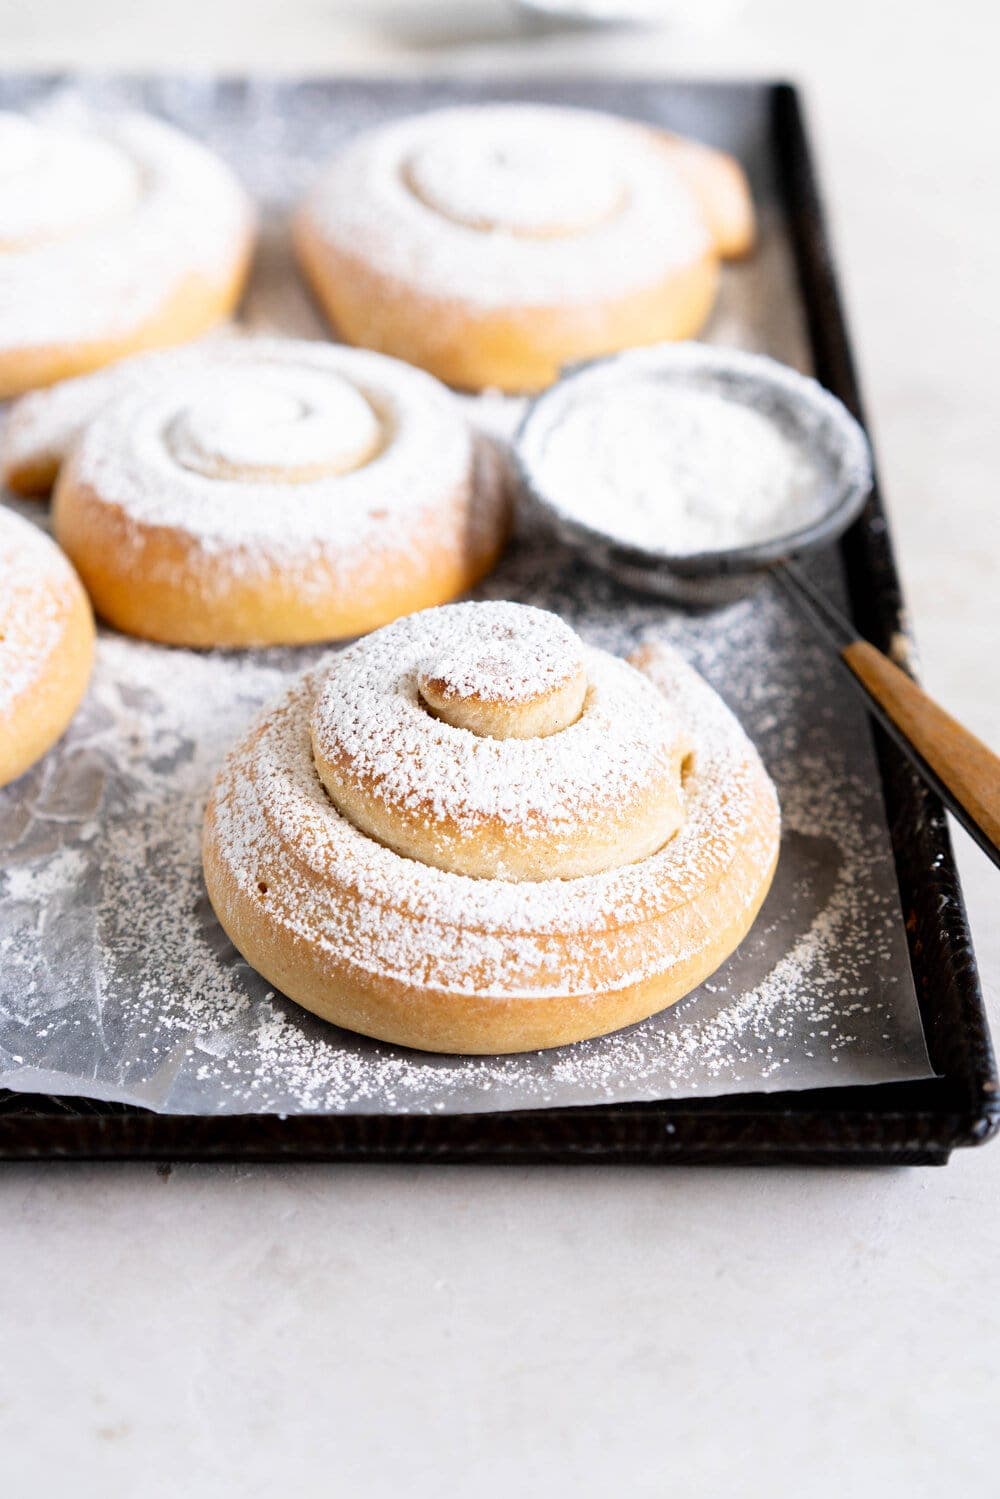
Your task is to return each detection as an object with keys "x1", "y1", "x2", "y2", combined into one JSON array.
[{"x1": 0, "y1": 72, "x2": 996, "y2": 1166}]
